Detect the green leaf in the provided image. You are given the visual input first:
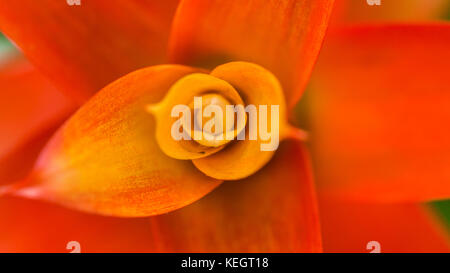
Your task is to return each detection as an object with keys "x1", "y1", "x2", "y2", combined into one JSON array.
[
  {"x1": 430, "y1": 200, "x2": 450, "y2": 233},
  {"x1": 0, "y1": 32, "x2": 18, "y2": 60}
]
